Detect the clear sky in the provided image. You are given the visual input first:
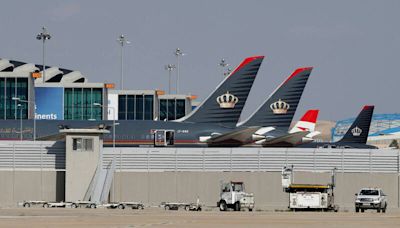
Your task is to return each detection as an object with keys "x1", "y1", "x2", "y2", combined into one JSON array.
[{"x1": 1, "y1": 0, "x2": 399, "y2": 121}]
